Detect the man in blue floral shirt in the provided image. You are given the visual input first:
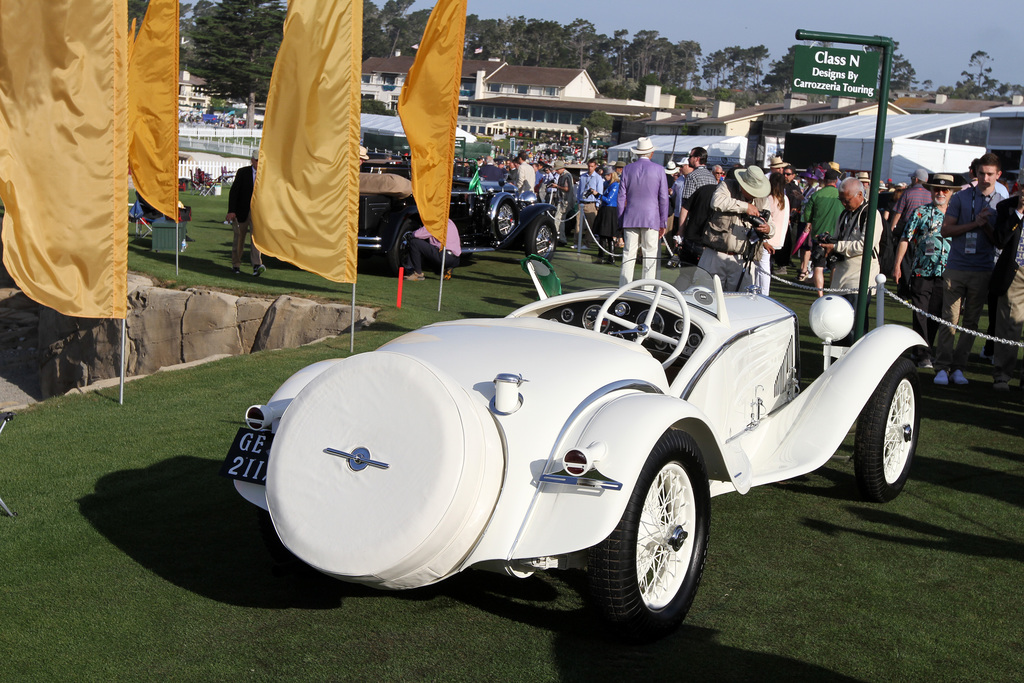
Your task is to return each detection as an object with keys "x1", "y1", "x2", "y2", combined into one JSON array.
[{"x1": 893, "y1": 173, "x2": 957, "y2": 367}]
